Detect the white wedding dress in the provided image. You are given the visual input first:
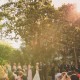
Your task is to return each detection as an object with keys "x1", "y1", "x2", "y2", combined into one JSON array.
[{"x1": 33, "y1": 66, "x2": 40, "y2": 80}]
